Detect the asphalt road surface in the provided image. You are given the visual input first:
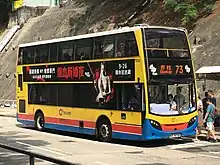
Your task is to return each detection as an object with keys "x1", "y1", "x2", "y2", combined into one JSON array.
[{"x1": 0, "y1": 116, "x2": 220, "y2": 165}]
